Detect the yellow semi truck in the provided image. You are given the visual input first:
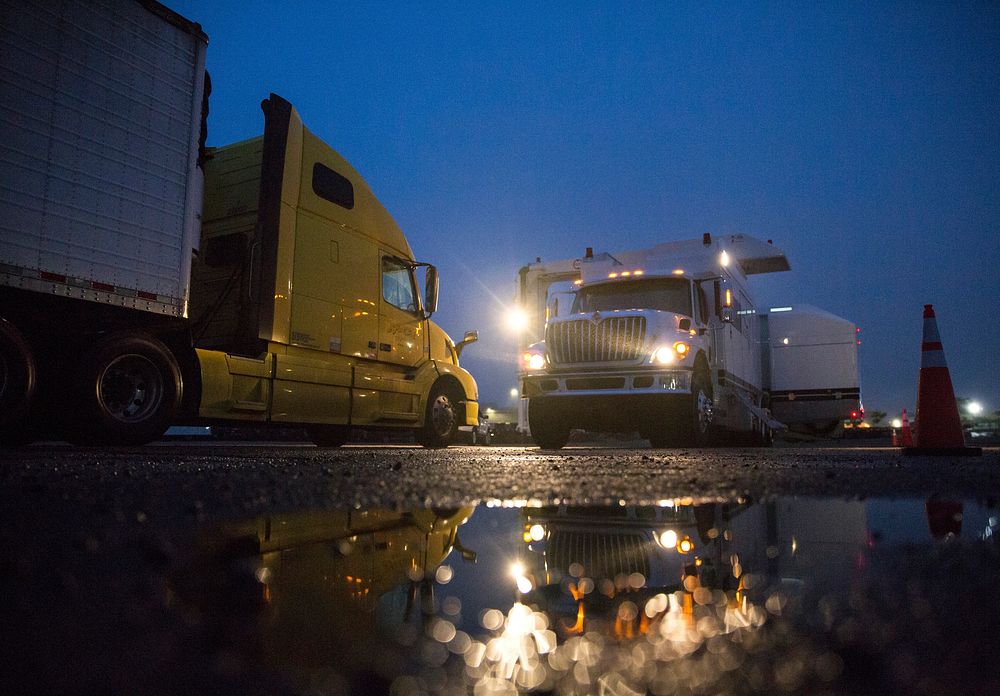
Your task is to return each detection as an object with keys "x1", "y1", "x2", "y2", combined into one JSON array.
[{"x1": 0, "y1": 0, "x2": 478, "y2": 446}]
